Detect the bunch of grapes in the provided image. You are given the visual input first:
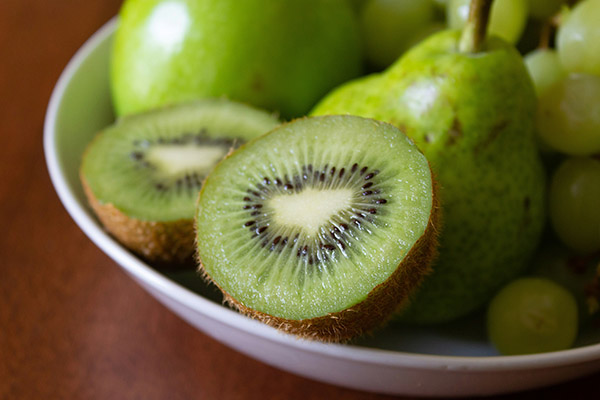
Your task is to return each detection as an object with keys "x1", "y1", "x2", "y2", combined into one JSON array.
[
  {"x1": 512, "y1": 0, "x2": 600, "y2": 356},
  {"x1": 357, "y1": 0, "x2": 600, "y2": 355},
  {"x1": 524, "y1": 1, "x2": 600, "y2": 255}
]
